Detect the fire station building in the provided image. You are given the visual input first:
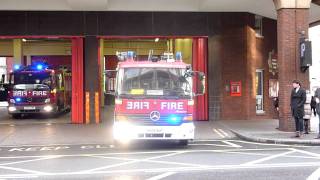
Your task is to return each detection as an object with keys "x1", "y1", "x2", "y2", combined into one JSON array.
[{"x1": 0, "y1": 0, "x2": 319, "y2": 131}]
